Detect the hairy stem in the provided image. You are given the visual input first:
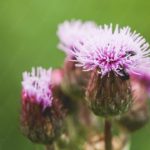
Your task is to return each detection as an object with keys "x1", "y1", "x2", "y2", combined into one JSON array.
[{"x1": 104, "y1": 118, "x2": 112, "y2": 150}]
